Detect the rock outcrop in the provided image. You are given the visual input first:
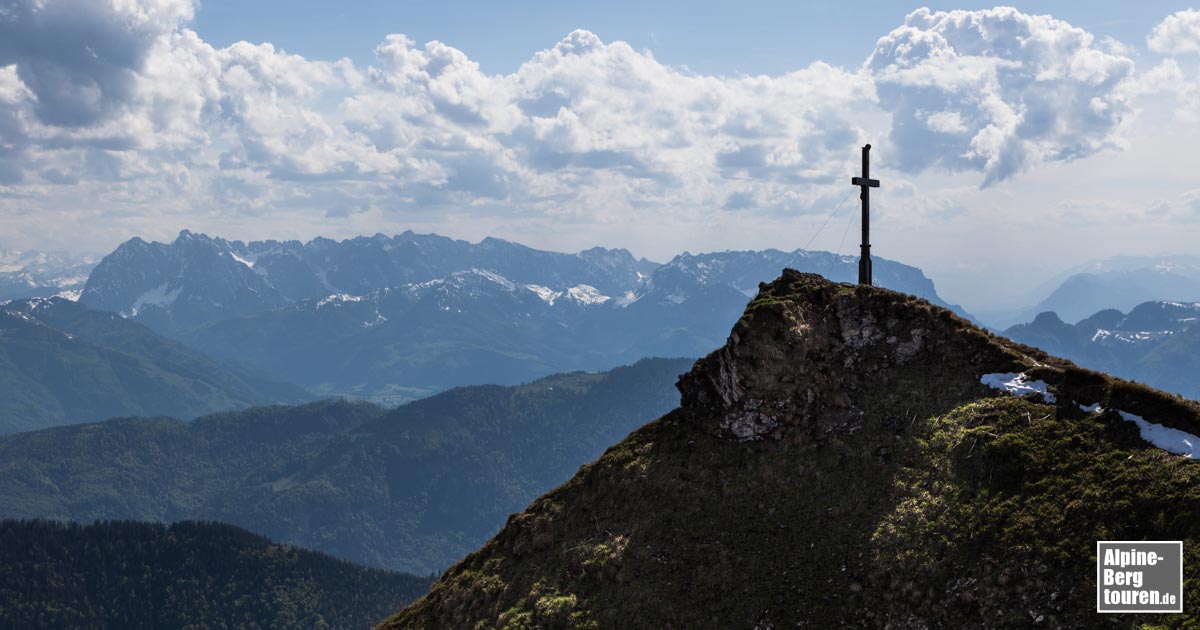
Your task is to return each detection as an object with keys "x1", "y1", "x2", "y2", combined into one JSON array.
[{"x1": 678, "y1": 270, "x2": 1018, "y2": 441}]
